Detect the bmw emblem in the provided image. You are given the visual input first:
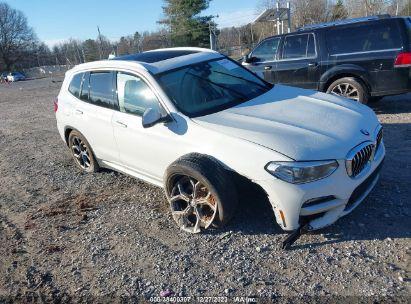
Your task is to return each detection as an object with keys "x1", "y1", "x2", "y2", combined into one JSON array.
[{"x1": 360, "y1": 129, "x2": 370, "y2": 136}]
